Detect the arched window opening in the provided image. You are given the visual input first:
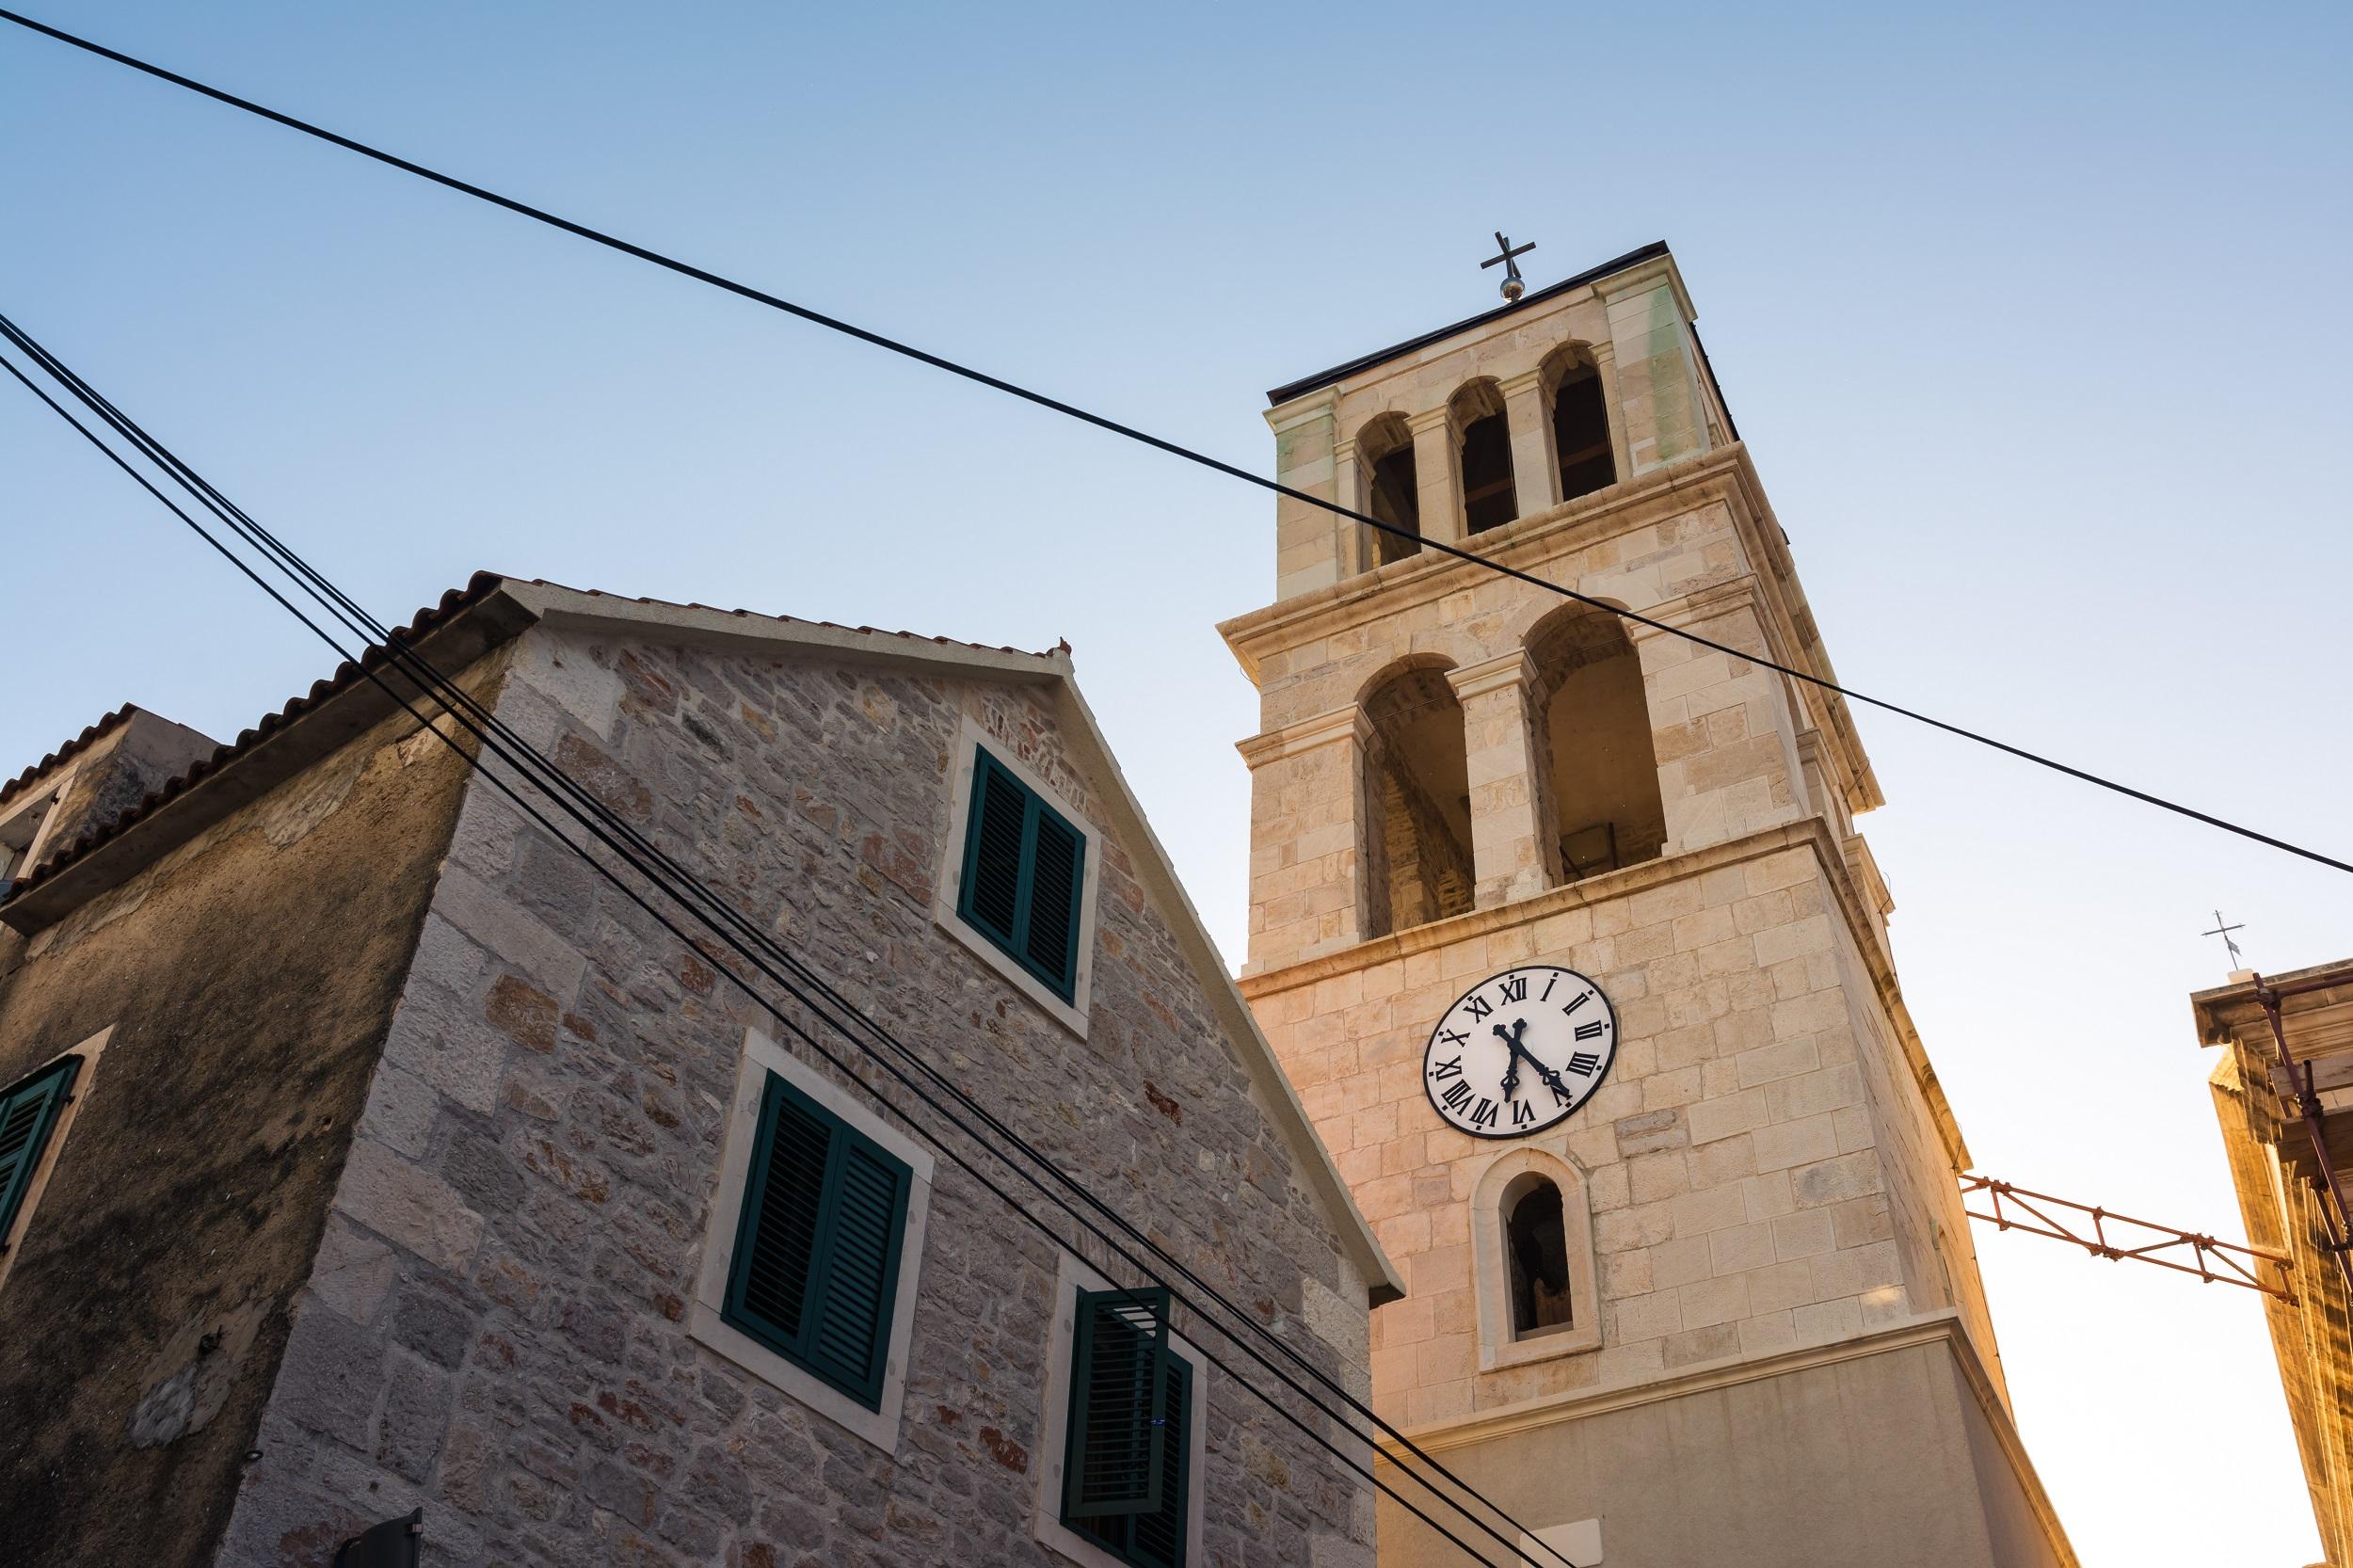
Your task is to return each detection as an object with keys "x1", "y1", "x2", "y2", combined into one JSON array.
[
  {"x1": 1357, "y1": 414, "x2": 1421, "y2": 568},
  {"x1": 1527, "y1": 605, "x2": 1666, "y2": 884},
  {"x1": 1547, "y1": 354, "x2": 1617, "y2": 502},
  {"x1": 1504, "y1": 1175, "x2": 1575, "y2": 1336},
  {"x1": 1361, "y1": 664, "x2": 1474, "y2": 938},
  {"x1": 1450, "y1": 380, "x2": 1517, "y2": 536}
]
